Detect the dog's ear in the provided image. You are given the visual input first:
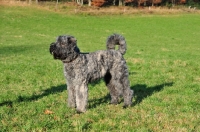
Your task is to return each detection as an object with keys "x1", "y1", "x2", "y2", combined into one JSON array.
[
  {"x1": 74, "y1": 46, "x2": 80, "y2": 53},
  {"x1": 68, "y1": 36, "x2": 77, "y2": 43}
]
